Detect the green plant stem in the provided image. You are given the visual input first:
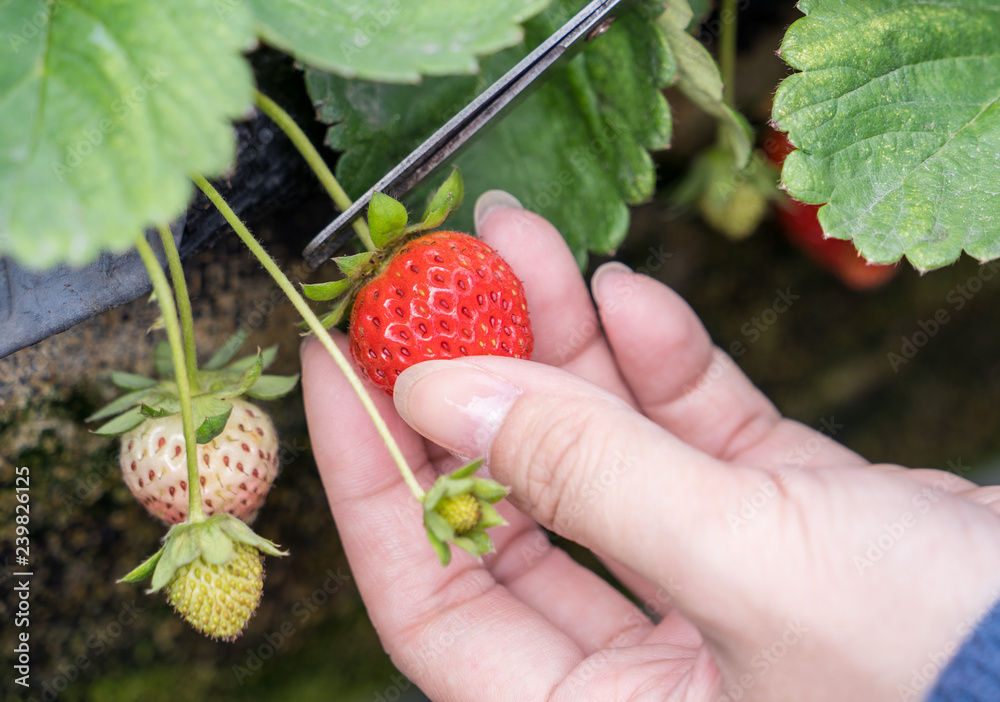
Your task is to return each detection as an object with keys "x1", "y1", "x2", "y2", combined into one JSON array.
[
  {"x1": 719, "y1": 0, "x2": 737, "y2": 107},
  {"x1": 254, "y1": 90, "x2": 375, "y2": 252},
  {"x1": 157, "y1": 224, "x2": 200, "y2": 392},
  {"x1": 192, "y1": 173, "x2": 425, "y2": 501},
  {"x1": 135, "y1": 235, "x2": 206, "y2": 523}
]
